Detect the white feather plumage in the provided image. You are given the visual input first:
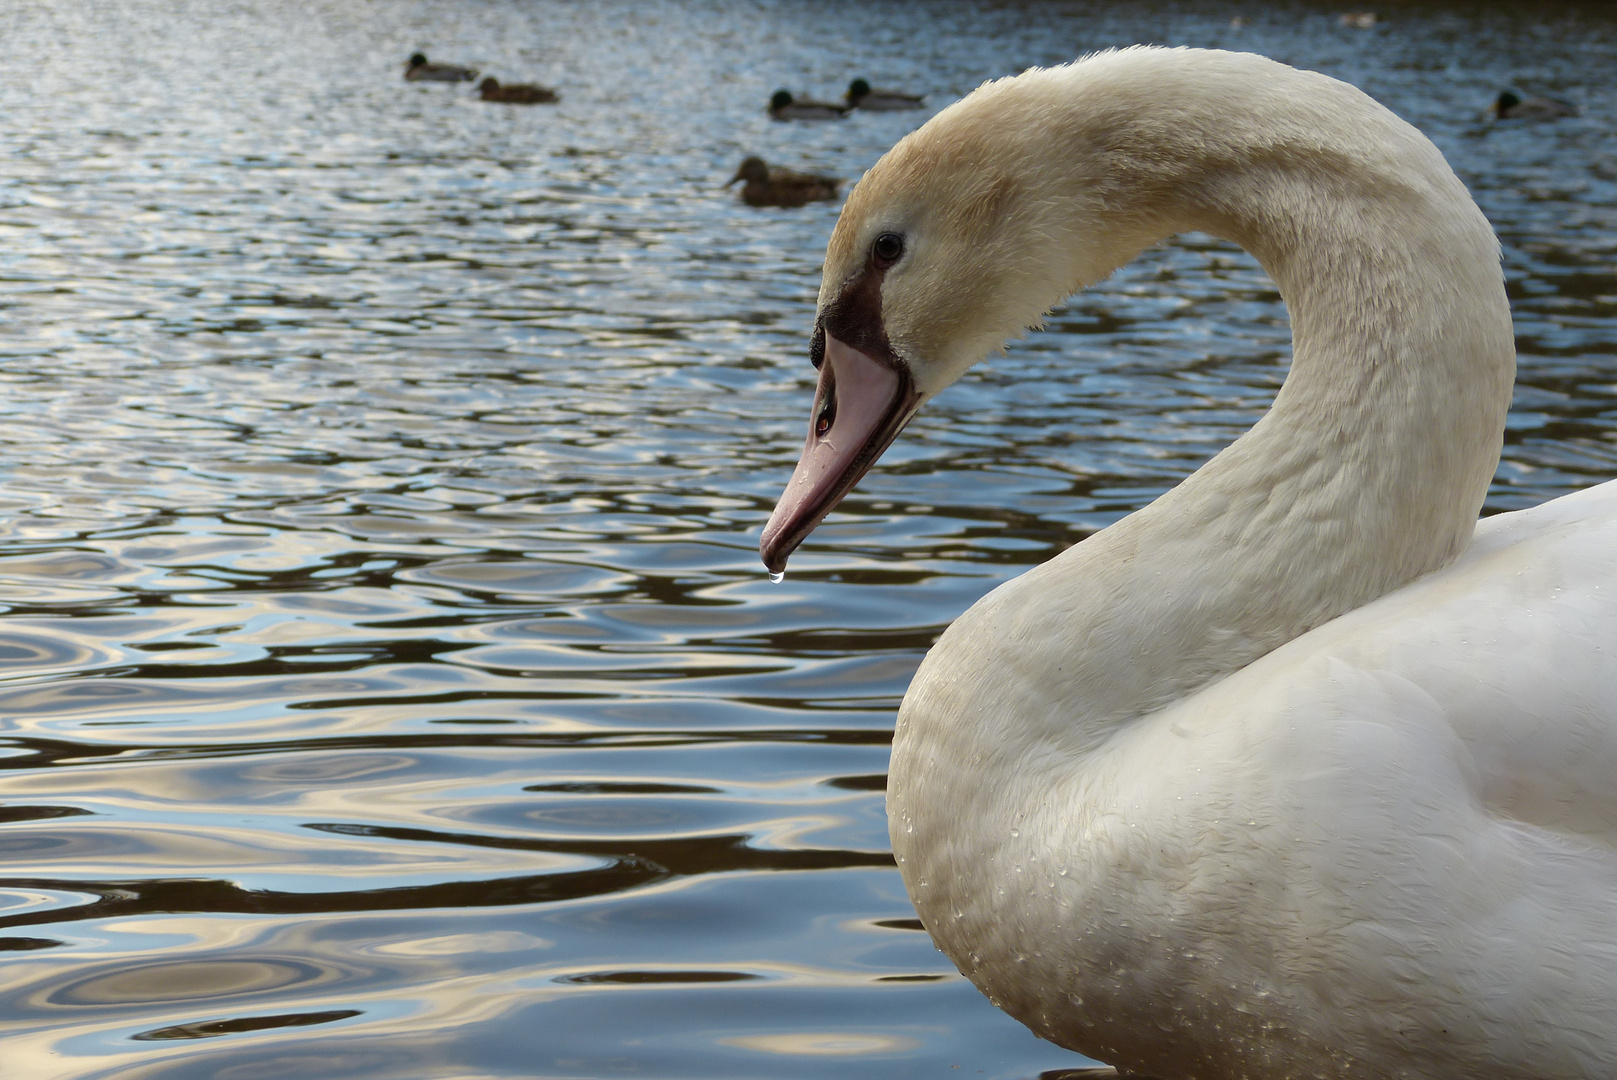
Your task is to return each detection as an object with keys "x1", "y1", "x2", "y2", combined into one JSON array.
[{"x1": 804, "y1": 48, "x2": 1617, "y2": 1078}]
